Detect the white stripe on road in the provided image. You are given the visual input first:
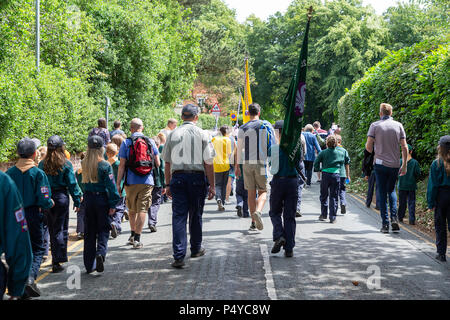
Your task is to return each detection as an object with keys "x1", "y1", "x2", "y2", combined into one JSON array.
[{"x1": 259, "y1": 244, "x2": 278, "y2": 300}]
